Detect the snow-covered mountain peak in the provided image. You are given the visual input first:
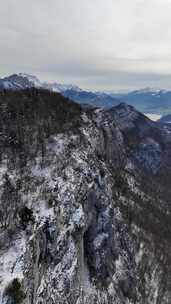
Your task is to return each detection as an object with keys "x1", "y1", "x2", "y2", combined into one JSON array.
[
  {"x1": 18, "y1": 73, "x2": 42, "y2": 87},
  {"x1": 0, "y1": 73, "x2": 82, "y2": 93},
  {"x1": 132, "y1": 87, "x2": 161, "y2": 95},
  {"x1": 43, "y1": 82, "x2": 82, "y2": 93}
]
